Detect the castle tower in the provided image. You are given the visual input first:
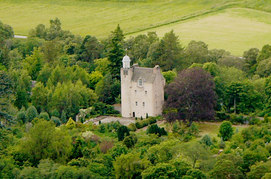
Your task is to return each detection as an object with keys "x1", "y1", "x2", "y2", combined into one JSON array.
[{"x1": 121, "y1": 55, "x2": 165, "y2": 118}]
